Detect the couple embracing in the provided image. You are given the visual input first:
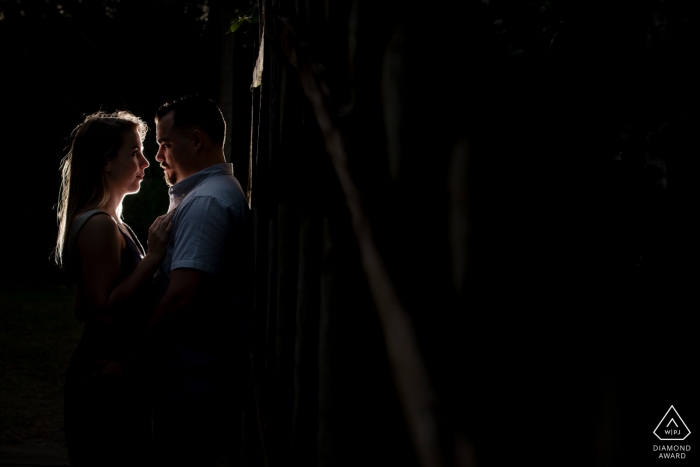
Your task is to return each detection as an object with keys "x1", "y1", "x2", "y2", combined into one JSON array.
[{"x1": 55, "y1": 96, "x2": 253, "y2": 467}]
